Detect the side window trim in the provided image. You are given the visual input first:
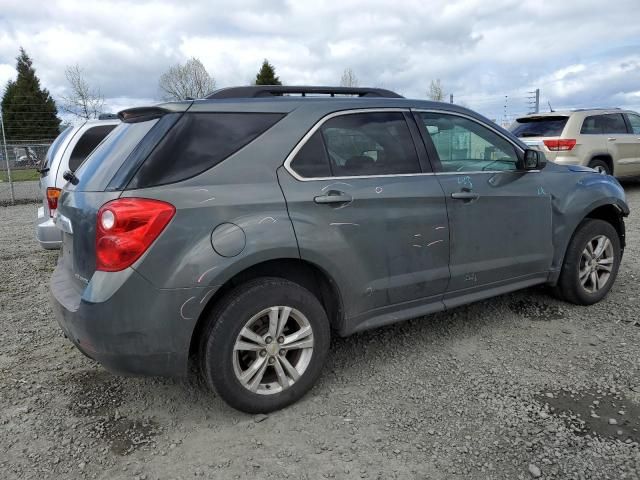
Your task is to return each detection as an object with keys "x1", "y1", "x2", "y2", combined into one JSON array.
[
  {"x1": 284, "y1": 108, "x2": 431, "y2": 181},
  {"x1": 411, "y1": 108, "x2": 526, "y2": 174}
]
